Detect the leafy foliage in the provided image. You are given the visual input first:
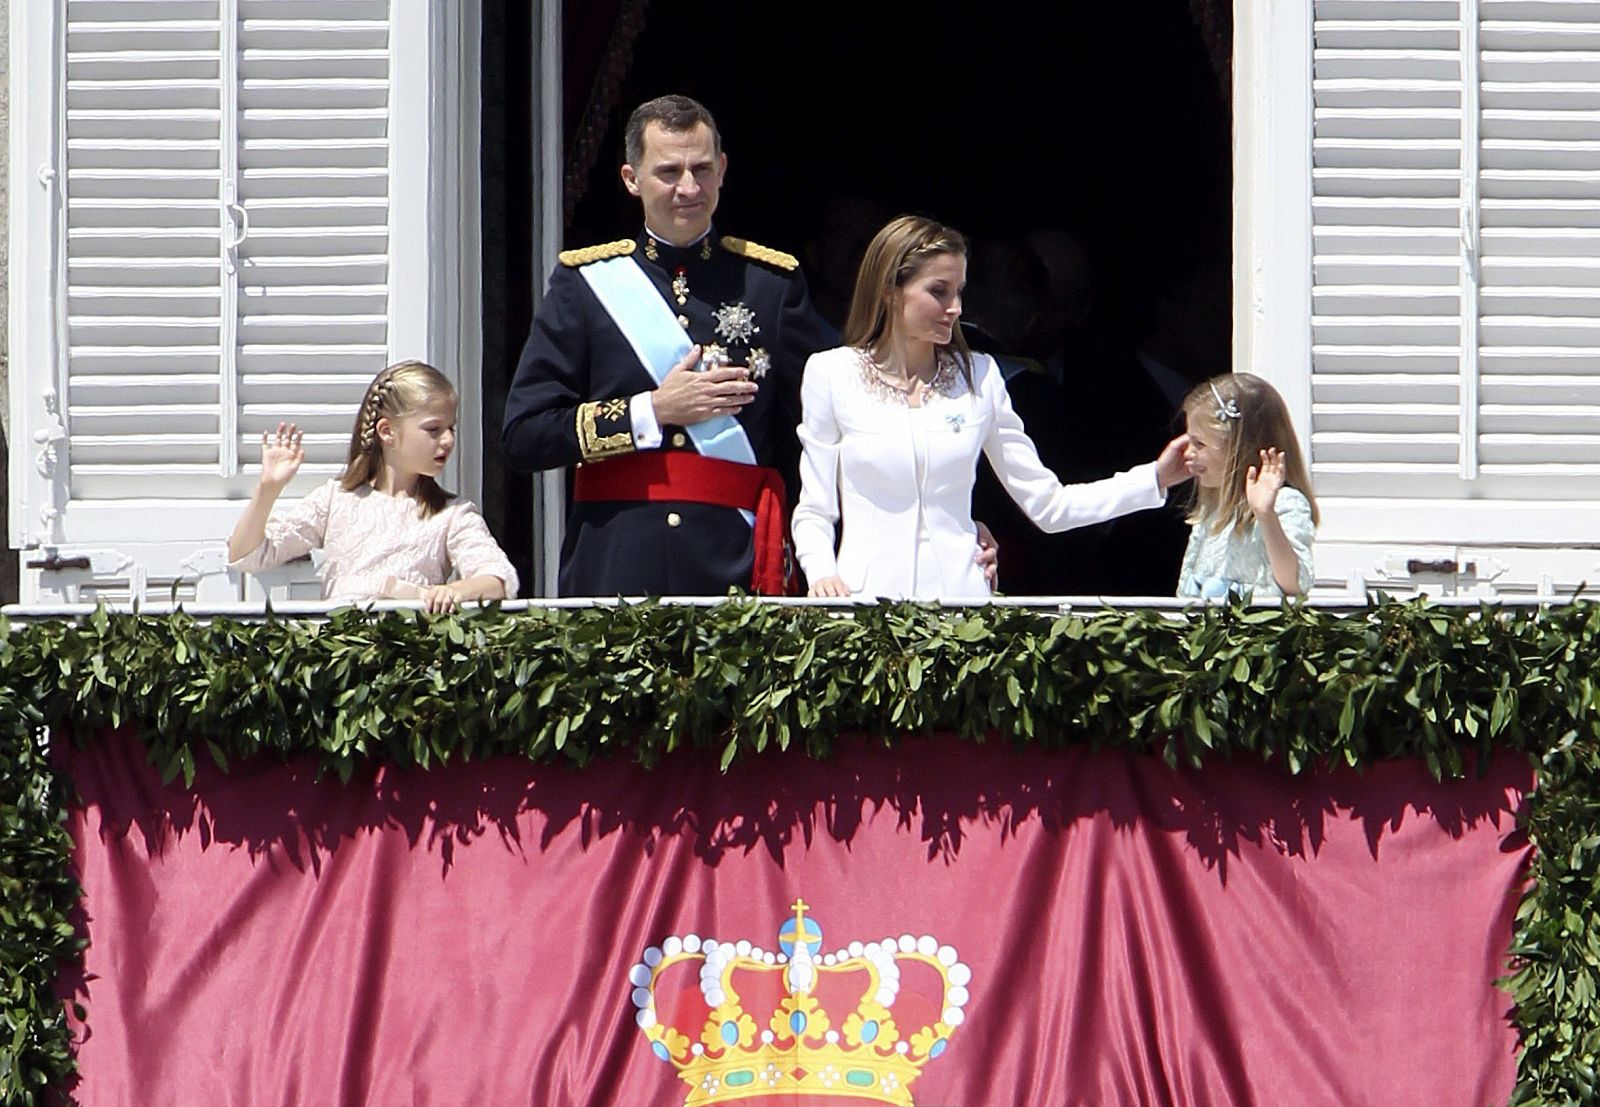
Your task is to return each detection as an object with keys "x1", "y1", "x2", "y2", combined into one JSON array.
[
  {"x1": 0, "y1": 624, "x2": 82, "y2": 1104},
  {"x1": 1, "y1": 599, "x2": 1597, "y2": 1104}
]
